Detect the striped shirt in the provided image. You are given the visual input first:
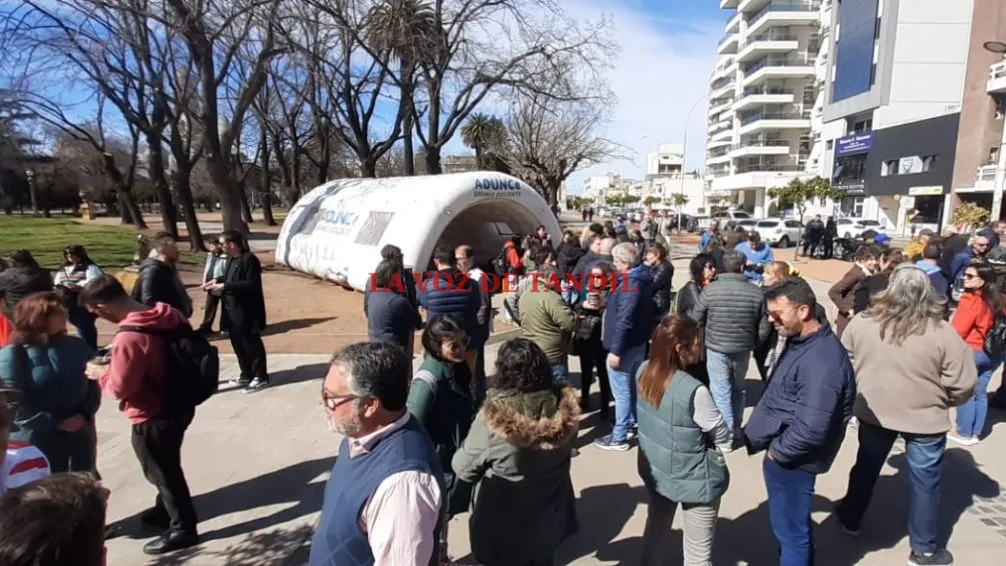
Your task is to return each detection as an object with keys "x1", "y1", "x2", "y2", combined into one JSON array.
[{"x1": 0, "y1": 441, "x2": 51, "y2": 496}]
